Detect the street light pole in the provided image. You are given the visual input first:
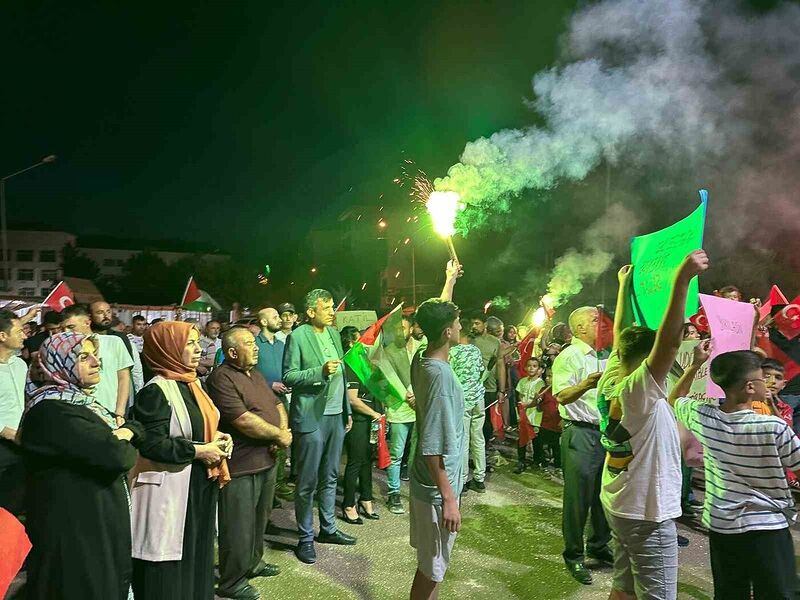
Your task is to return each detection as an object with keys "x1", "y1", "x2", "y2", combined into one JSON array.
[{"x1": 1, "y1": 155, "x2": 57, "y2": 292}]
